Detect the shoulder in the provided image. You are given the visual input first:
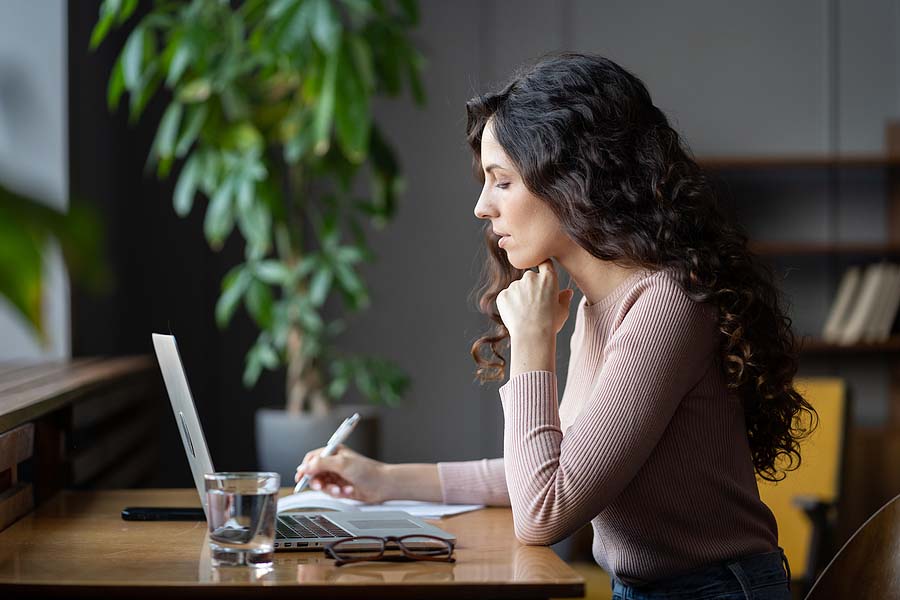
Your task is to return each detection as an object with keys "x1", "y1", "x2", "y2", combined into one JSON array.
[{"x1": 616, "y1": 270, "x2": 717, "y2": 332}]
